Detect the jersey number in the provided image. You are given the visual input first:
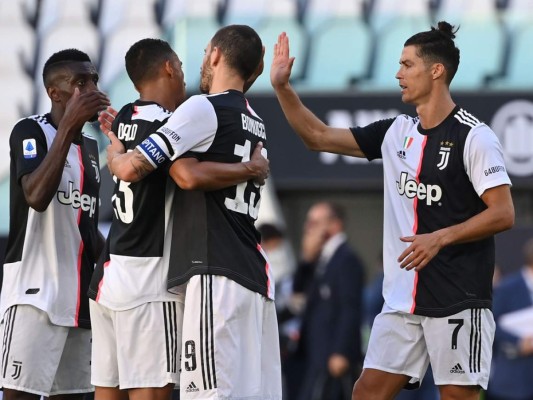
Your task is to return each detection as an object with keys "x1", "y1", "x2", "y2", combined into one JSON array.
[
  {"x1": 224, "y1": 139, "x2": 267, "y2": 219},
  {"x1": 448, "y1": 318, "x2": 464, "y2": 350},
  {"x1": 111, "y1": 178, "x2": 134, "y2": 223},
  {"x1": 184, "y1": 340, "x2": 197, "y2": 371}
]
